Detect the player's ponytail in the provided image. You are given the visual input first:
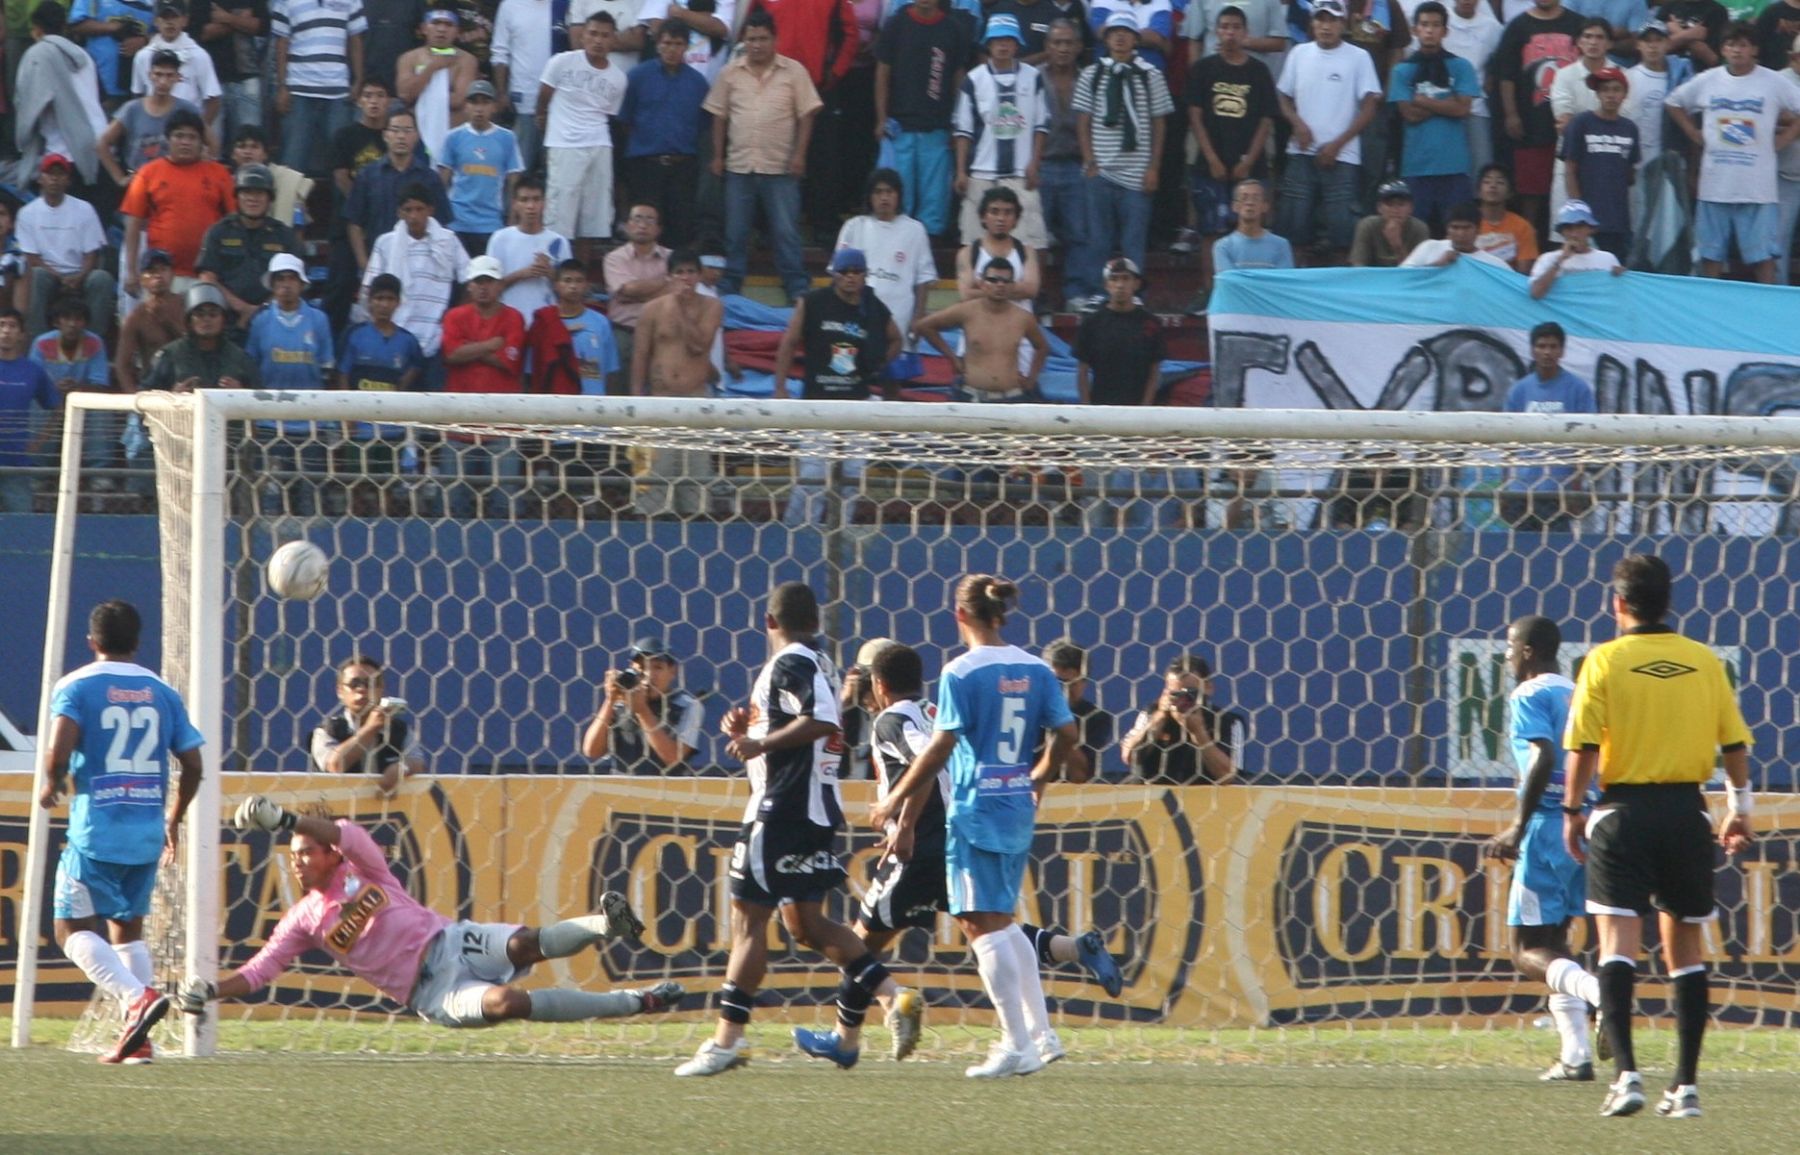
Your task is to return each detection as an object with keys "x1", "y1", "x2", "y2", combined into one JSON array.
[{"x1": 956, "y1": 574, "x2": 1018, "y2": 627}]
